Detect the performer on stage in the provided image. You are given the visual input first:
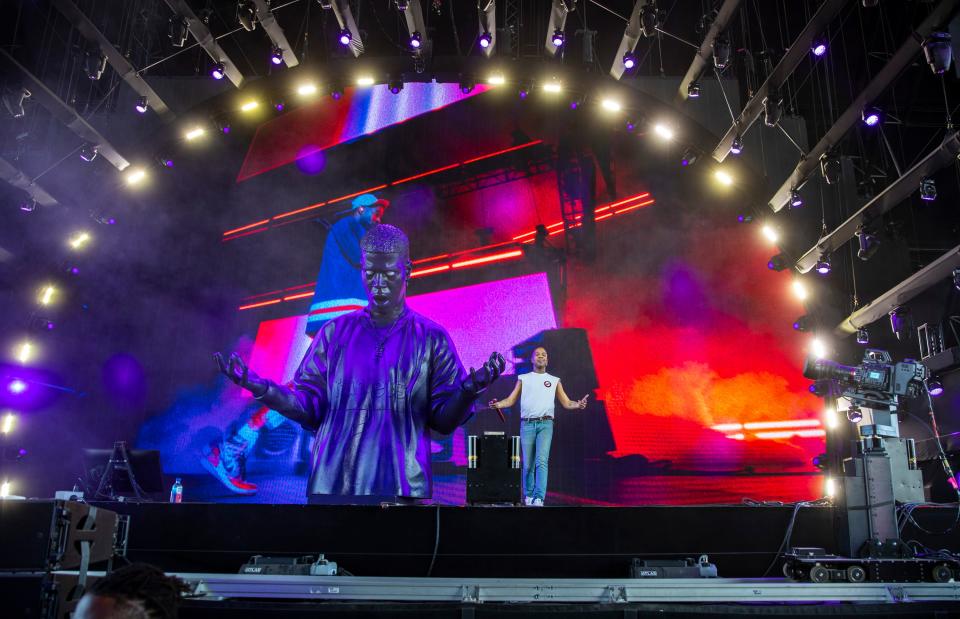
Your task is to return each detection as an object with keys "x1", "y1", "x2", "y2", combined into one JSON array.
[
  {"x1": 488, "y1": 347, "x2": 588, "y2": 506},
  {"x1": 215, "y1": 224, "x2": 505, "y2": 504},
  {"x1": 200, "y1": 193, "x2": 387, "y2": 495}
]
